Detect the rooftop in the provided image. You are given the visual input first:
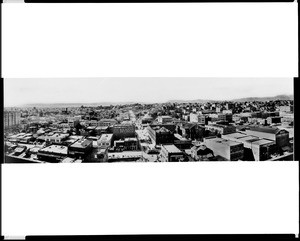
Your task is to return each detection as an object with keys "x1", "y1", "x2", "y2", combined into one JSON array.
[
  {"x1": 70, "y1": 139, "x2": 92, "y2": 149},
  {"x1": 222, "y1": 133, "x2": 247, "y2": 139},
  {"x1": 99, "y1": 134, "x2": 113, "y2": 142},
  {"x1": 40, "y1": 145, "x2": 68, "y2": 155},
  {"x1": 252, "y1": 139, "x2": 275, "y2": 146},
  {"x1": 238, "y1": 136, "x2": 260, "y2": 143},
  {"x1": 205, "y1": 138, "x2": 241, "y2": 147},
  {"x1": 247, "y1": 126, "x2": 281, "y2": 134},
  {"x1": 162, "y1": 144, "x2": 182, "y2": 153}
]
